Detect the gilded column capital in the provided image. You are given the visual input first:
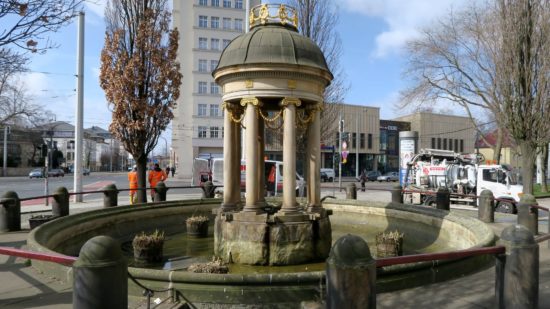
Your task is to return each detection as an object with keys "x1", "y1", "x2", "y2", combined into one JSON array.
[
  {"x1": 240, "y1": 97, "x2": 262, "y2": 107},
  {"x1": 280, "y1": 97, "x2": 302, "y2": 107}
]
